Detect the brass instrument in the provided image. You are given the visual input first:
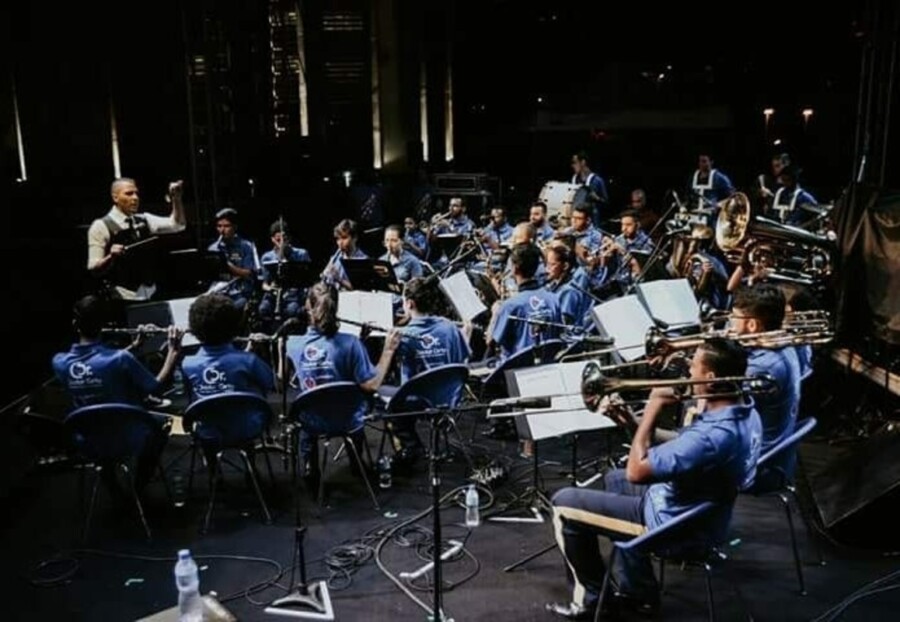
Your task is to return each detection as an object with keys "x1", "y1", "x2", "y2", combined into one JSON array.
[
  {"x1": 430, "y1": 210, "x2": 453, "y2": 229},
  {"x1": 715, "y1": 192, "x2": 835, "y2": 284},
  {"x1": 644, "y1": 324, "x2": 834, "y2": 359},
  {"x1": 580, "y1": 361, "x2": 776, "y2": 412}
]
